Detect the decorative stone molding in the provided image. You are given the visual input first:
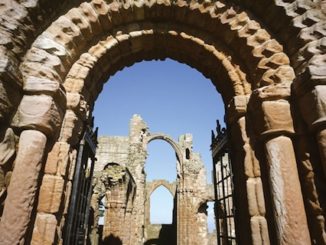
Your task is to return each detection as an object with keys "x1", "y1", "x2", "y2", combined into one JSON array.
[
  {"x1": 11, "y1": 92, "x2": 66, "y2": 137},
  {"x1": 0, "y1": 0, "x2": 324, "y2": 244}
]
